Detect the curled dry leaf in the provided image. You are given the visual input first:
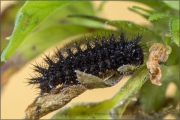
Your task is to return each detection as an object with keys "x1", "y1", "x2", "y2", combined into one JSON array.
[
  {"x1": 23, "y1": 85, "x2": 87, "y2": 120},
  {"x1": 146, "y1": 43, "x2": 171, "y2": 86}
]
